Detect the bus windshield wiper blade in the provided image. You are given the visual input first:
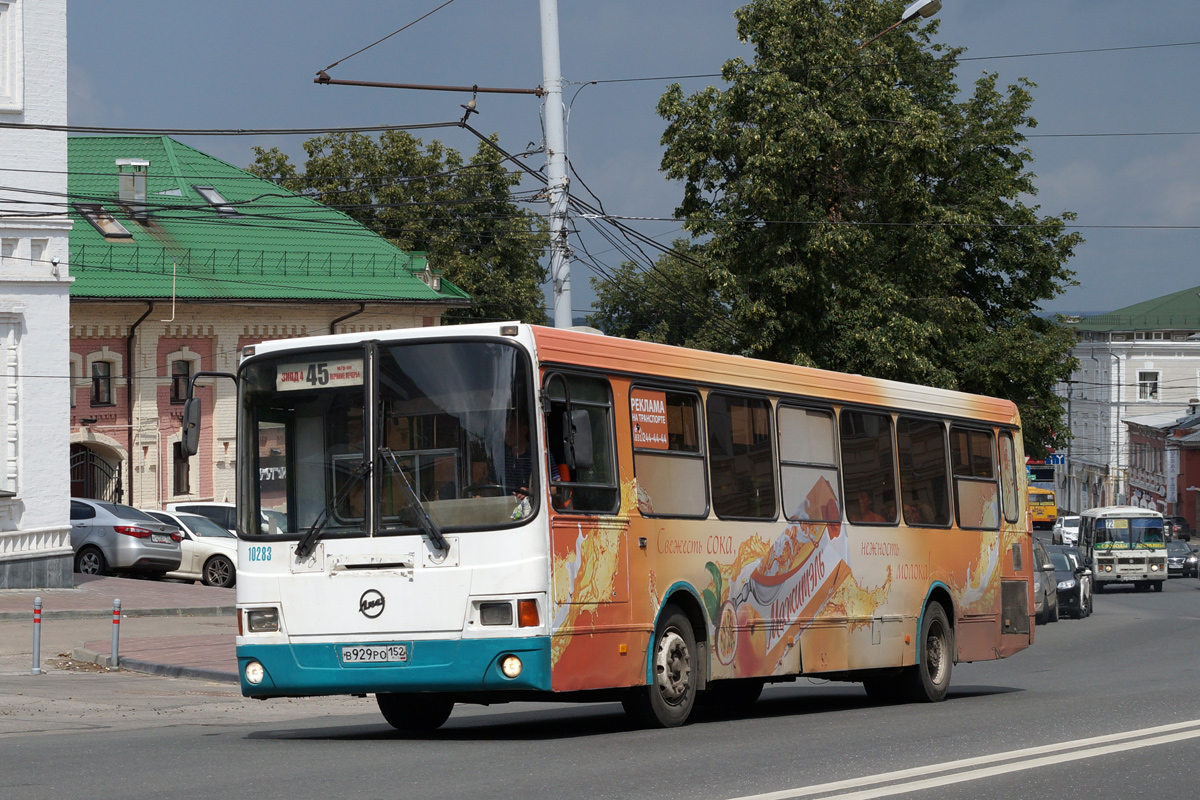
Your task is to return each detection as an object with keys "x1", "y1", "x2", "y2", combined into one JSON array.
[
  {"x1": 294, "y1": 460, "x2": 371, "y2": 560},
  {"x1": 379, "y1": 447, "x2": 449, "y2": 552}
]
